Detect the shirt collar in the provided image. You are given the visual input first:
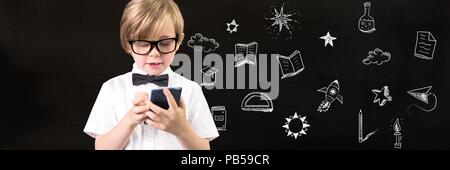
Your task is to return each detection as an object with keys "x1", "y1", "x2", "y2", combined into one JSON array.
[{"x1": 131, "y1": 63, "x2": 173, "y2": 76}]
